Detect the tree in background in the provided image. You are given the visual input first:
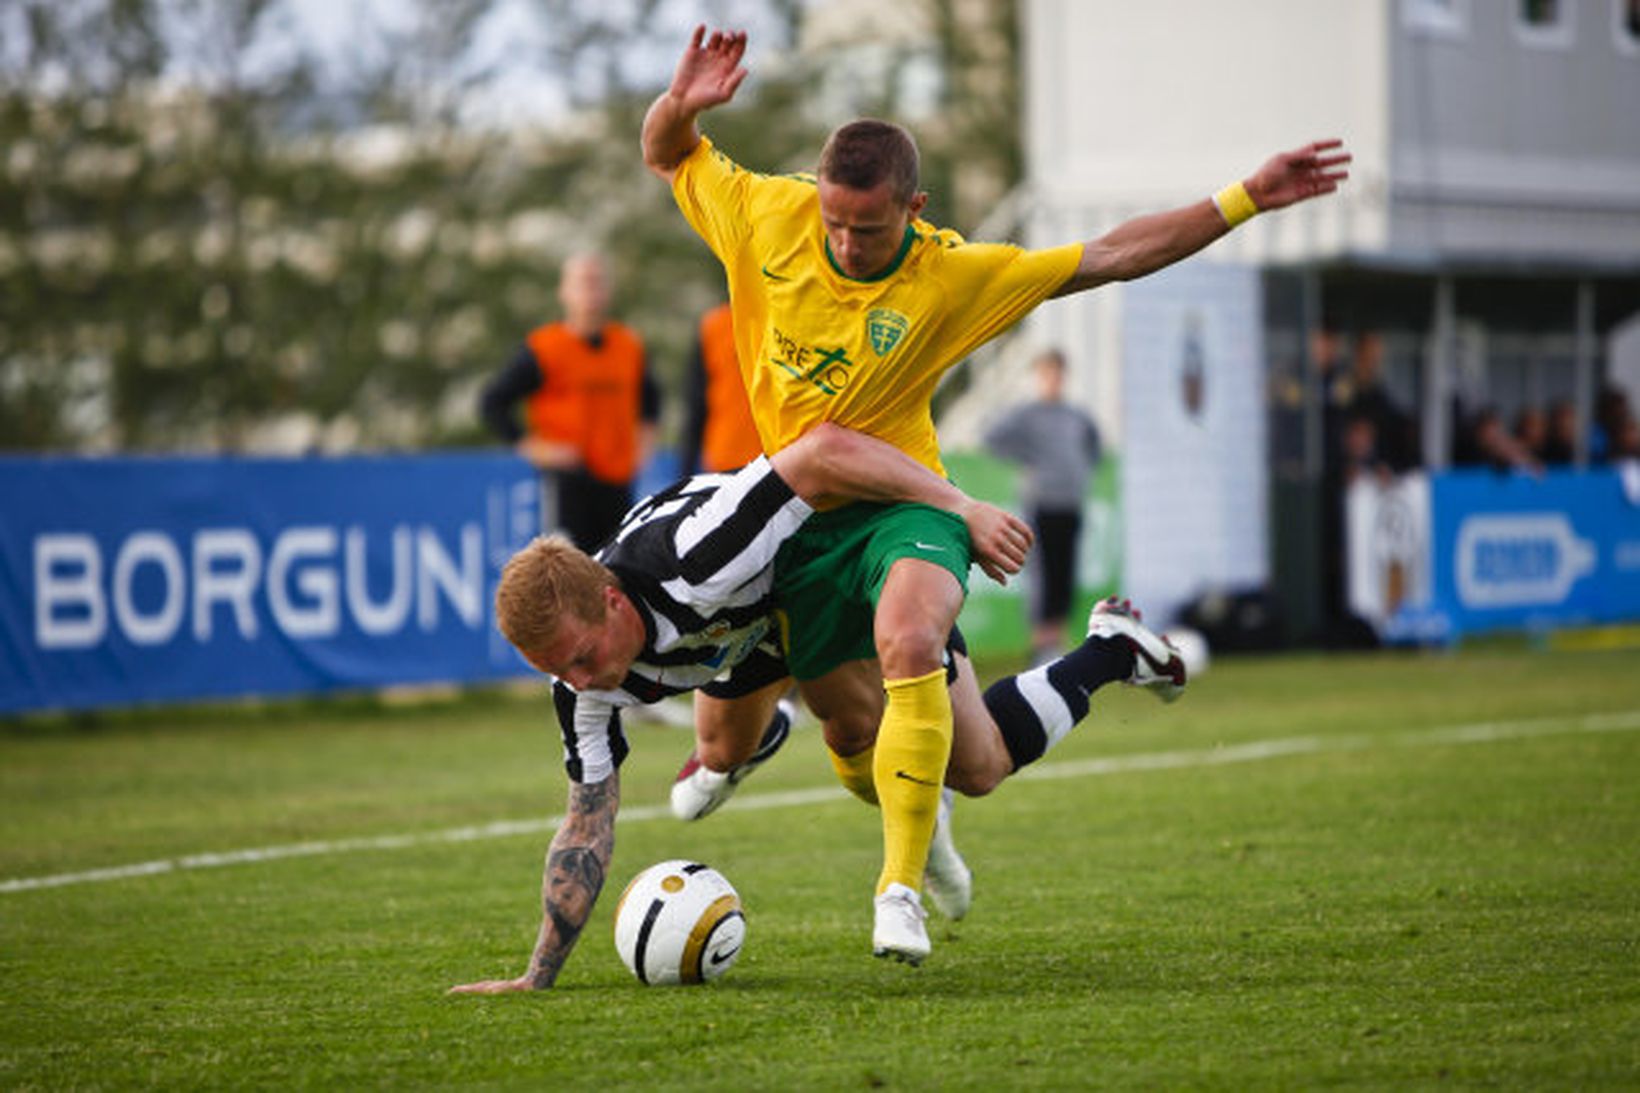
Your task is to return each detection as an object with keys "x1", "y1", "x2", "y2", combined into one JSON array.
[
  {"x1": 924, "y1": 0, "x2": 1021, "y2": 234},
  {"x1": 0, "y1": 0, "x2": 1016, "y2": 454}
]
